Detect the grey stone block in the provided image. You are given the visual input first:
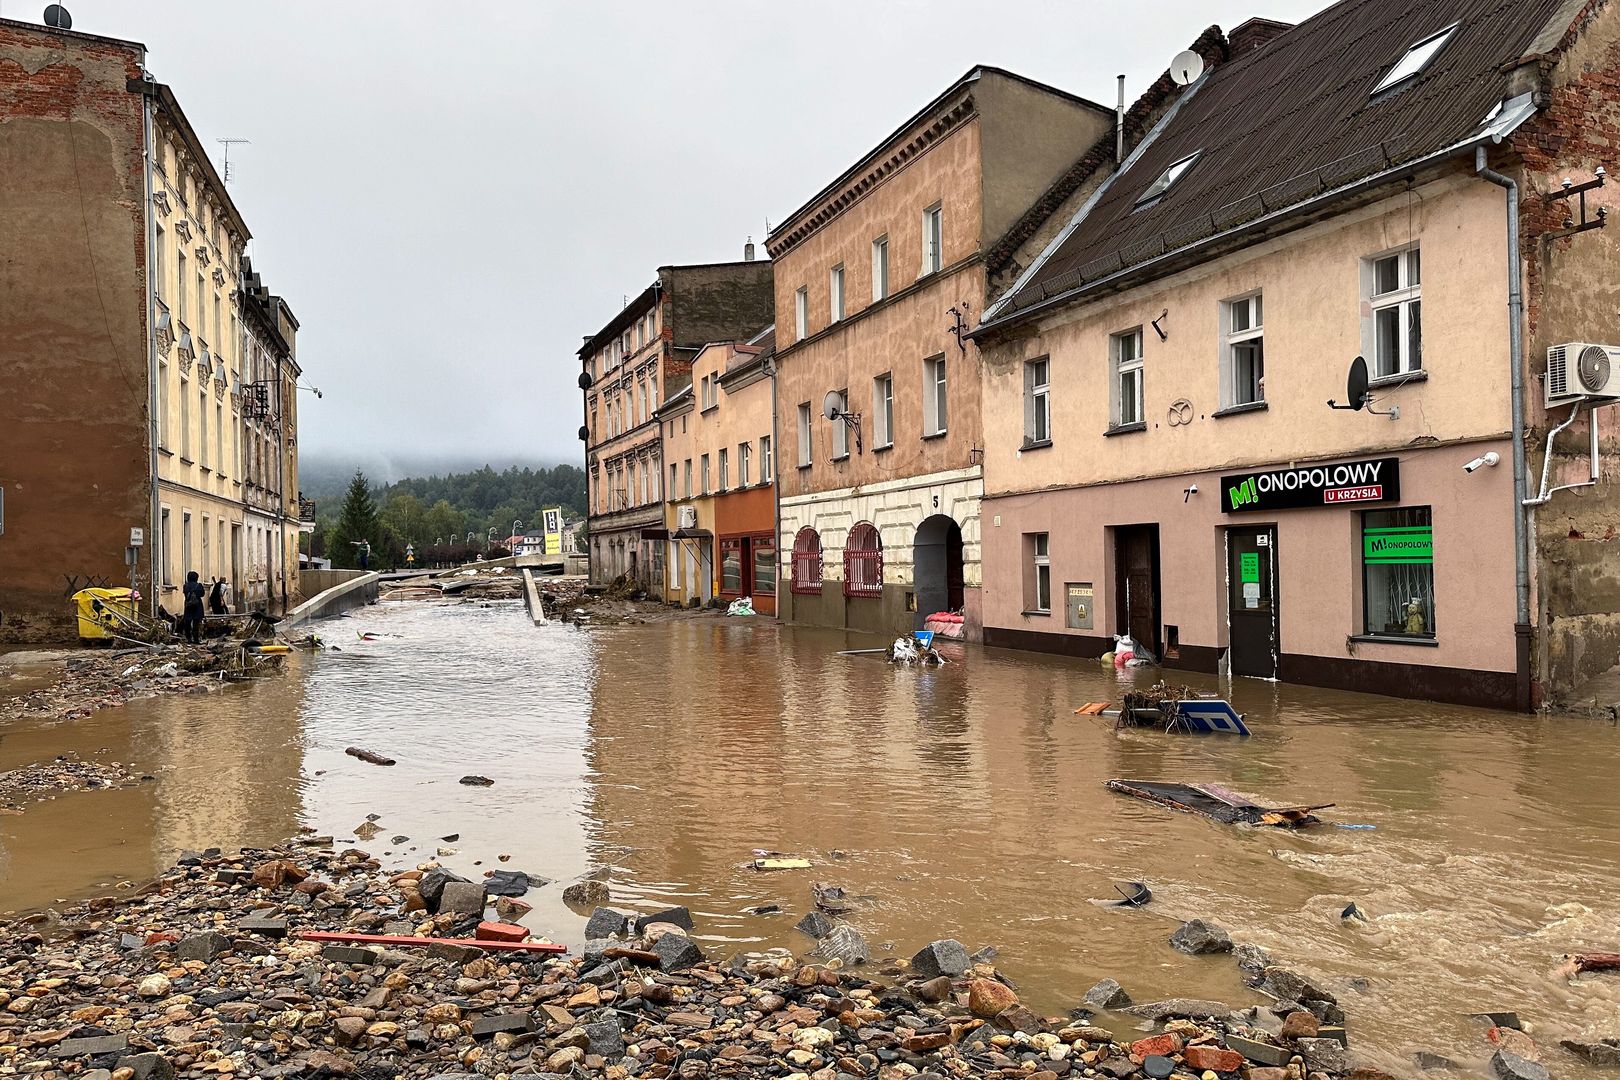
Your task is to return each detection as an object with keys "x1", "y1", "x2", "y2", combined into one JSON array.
[{"x1": 910, "y1": 939, "x2": 970, "y2": 978}]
